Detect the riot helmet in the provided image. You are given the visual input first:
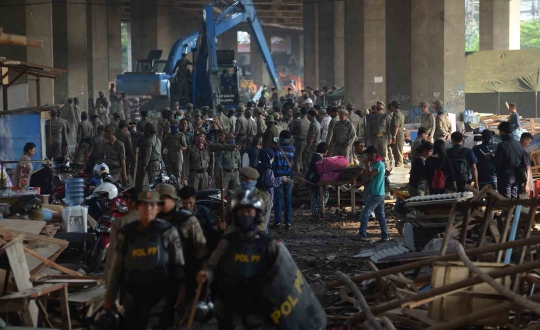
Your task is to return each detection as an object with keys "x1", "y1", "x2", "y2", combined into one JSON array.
[{"x1": 229, "y1": 190, "x2": 265, "y2": 233}]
